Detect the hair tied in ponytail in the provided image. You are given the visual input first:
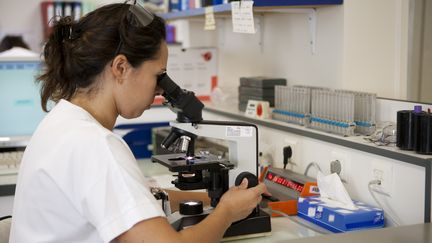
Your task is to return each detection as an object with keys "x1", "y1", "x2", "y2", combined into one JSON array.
[{"x1": 54, "y1": 16, "x2": 78, "y2": 41}]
